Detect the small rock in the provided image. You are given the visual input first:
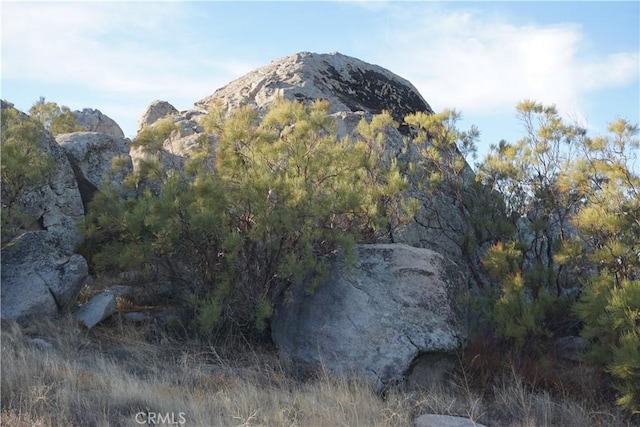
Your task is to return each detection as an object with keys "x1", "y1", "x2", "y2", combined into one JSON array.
[
  {"x1": 137, "y1": 100, "x2": 178, "y2": 133},
  {"x1": 76, "y1": 292, "x2": 117, "y2": 329},
  {"x1": 72, "y1": 108, "x2": 125, "y2": 137},
  {"x1": 414, "y1": 414, "x2": 487, "y2": 427}
]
